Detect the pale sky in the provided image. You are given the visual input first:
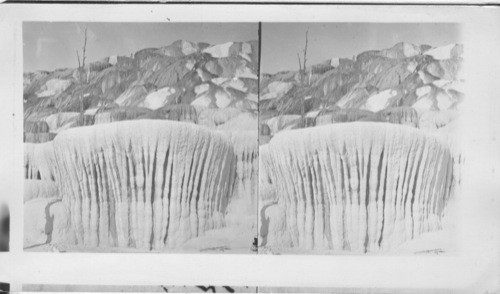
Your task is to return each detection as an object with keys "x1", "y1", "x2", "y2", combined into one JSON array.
[
  {"x1": 261, "y1": 23, "x2": 462, "y2": 74},
  {"x1": 23, "y1": 22, "x2": 258, "y2": 72},
  {"x1": 24, "y1": 22, "x2": 462, "y2": 74}
]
